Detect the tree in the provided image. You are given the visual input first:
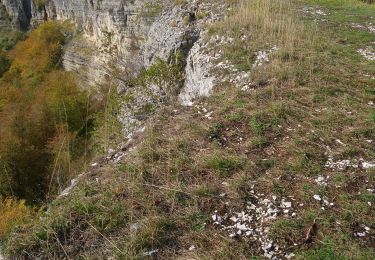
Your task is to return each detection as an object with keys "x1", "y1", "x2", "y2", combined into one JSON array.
[{"x1": 0, "y1": 51, "x2": 10, "y2": 77}]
